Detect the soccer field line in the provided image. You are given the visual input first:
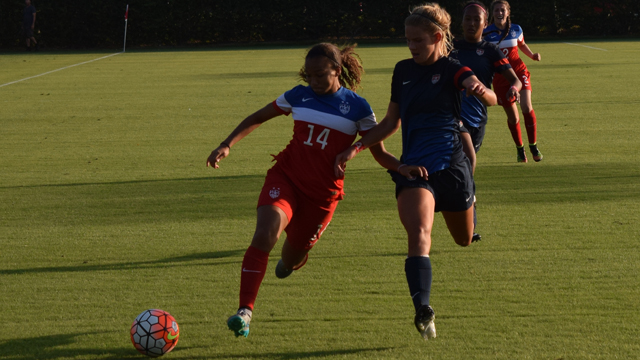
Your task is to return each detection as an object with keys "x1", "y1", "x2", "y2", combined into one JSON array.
[
  {"x1": 0, "y1": 52, "x2": 122, "y2": 89},
  {"x1": 563, "y1": 42, "x2": 608, "y2": 51}
]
